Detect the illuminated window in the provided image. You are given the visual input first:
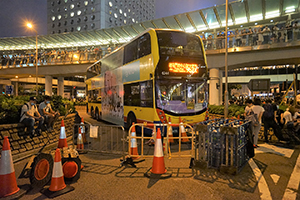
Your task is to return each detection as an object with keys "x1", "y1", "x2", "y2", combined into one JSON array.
[
  {"x1": 58, "y1": 15, "x2": 62, "y2": 20},
  {"x1": 64, "y1": 0, "x2": 67, "y2": 2},
  {"x1": 52, "y1": 16, "x2": 55, "y2": 21},
  {"x1": 114, "y1": 13, "x2": 118, "y2": 18},
  {"x1": 124, "y1": 13, "x2": 127, "y2": 17},
  {"x1": 132, "y1": 18, "x2": 135, "y2": 22},
  {"x1": 119, "y1": 9, "x2": 122, "y2": 14},
  {"x1": 70, "y1": 4, "x2": 74, "y2": 9},
  {"x1": 77, "y1": 10, "x2": 81, "y2": 15},
  {"x1": 109, "y1": 2, "x2": 113, "y2": 7},
  {"x1": 70, "y1": 12, "x2": 74, "y2": 17},
  {"x1": 64, "y1": 6, "x2": 67, "y2": 11},
  {"x1": 124, "y1": 19, "x2": 126, "y2": 24},
  {"x1": 77, "y1": 26, "x2": 81, "y2": 31},
  {"x1": 84, "y1": 1, "x2": 88, "y2": 6}
]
